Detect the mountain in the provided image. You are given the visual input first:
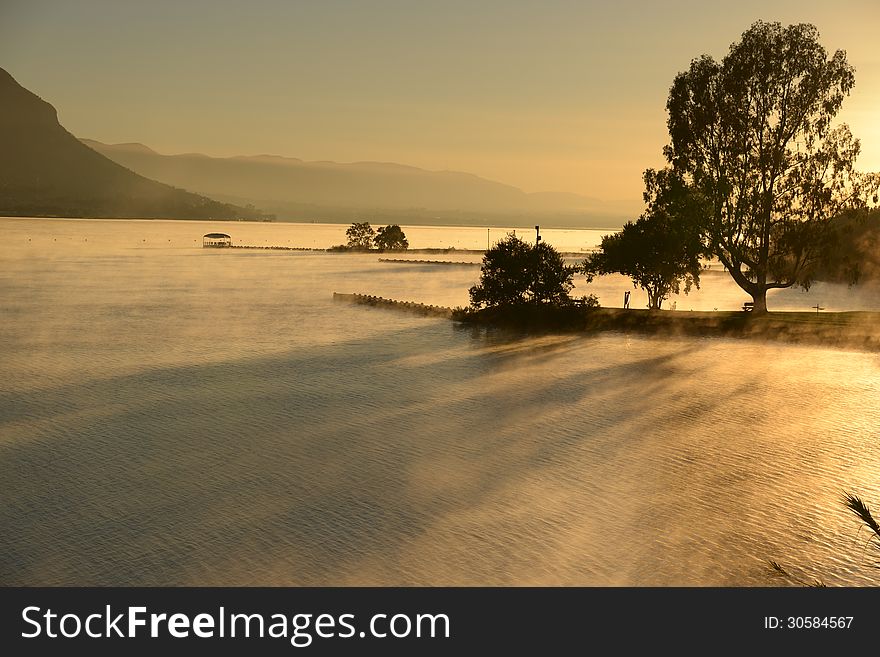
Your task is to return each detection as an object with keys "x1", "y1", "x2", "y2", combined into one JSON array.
[
  {"x1": 82, "y1": 140, "x2": 637, "y2": 228},
  {"x1": 0, "y1": 67, "x2": 261, "y2": 220}
]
